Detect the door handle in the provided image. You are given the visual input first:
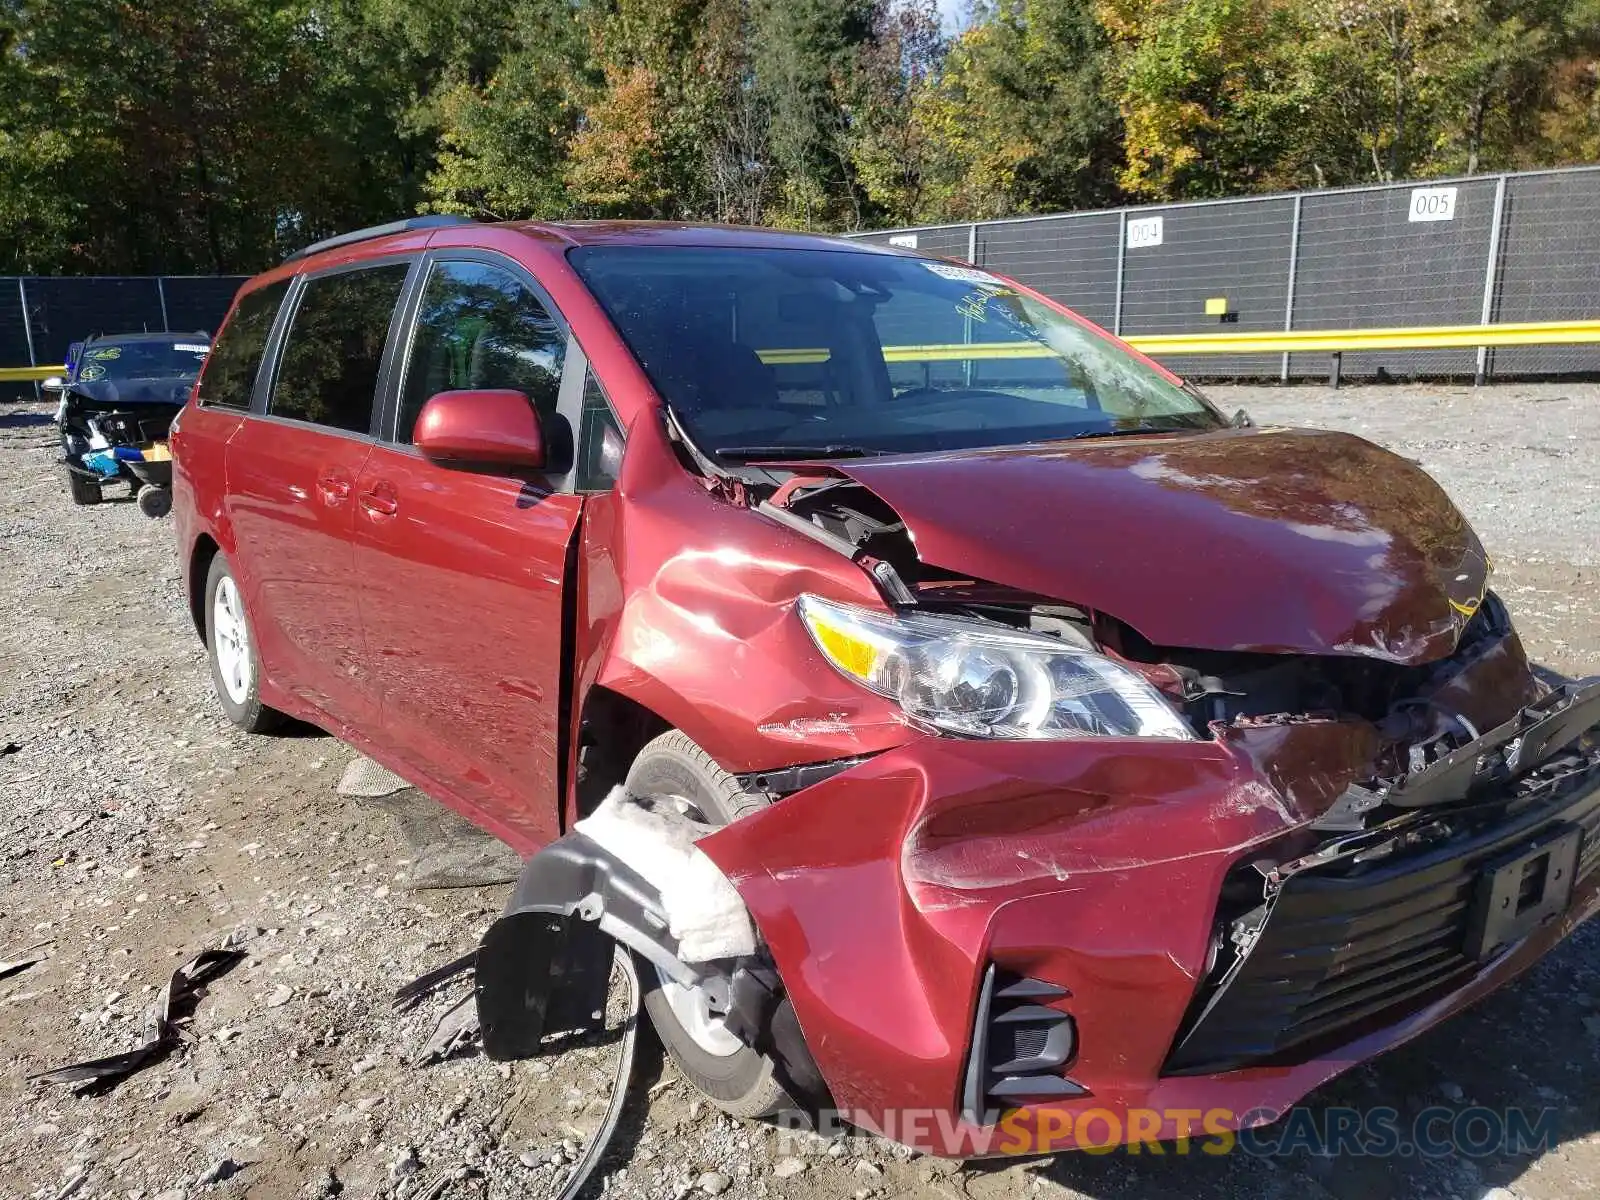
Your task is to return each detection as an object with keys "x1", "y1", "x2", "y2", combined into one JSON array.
[{"x1": 359, "y1": 485, "x2": 398, "y2": 518}]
